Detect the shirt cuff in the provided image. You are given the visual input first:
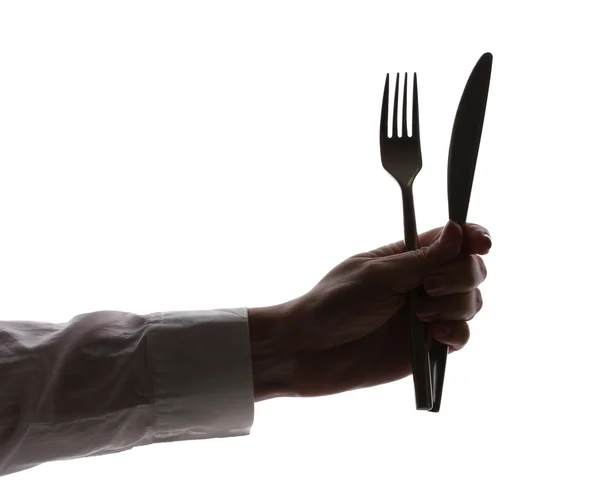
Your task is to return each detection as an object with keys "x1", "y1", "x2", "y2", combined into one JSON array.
[{"x1": 147, "y1": 307, "x2": 255, "y2": 442}]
